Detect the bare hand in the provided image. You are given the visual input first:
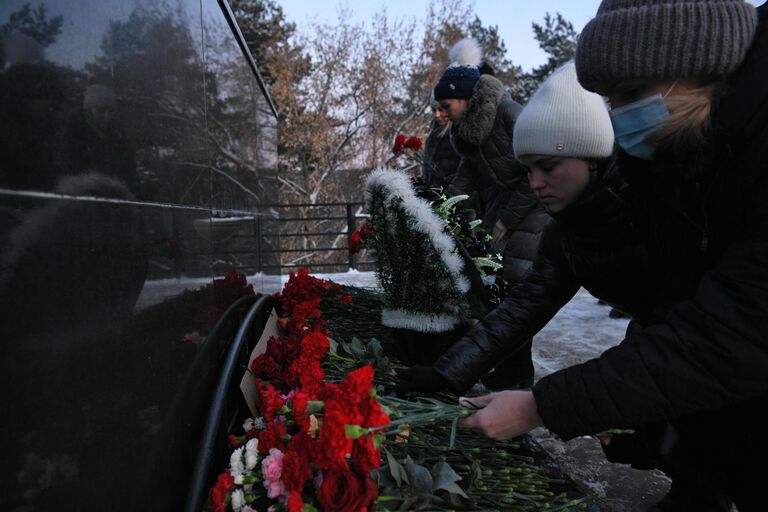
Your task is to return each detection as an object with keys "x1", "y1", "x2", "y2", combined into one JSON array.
[
  {"x1": 492, "y1": 220, "x2": 508, "y2": 243},
  {"x1": 458, "y1": 390, "x2": 543, "y2": 440}
]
